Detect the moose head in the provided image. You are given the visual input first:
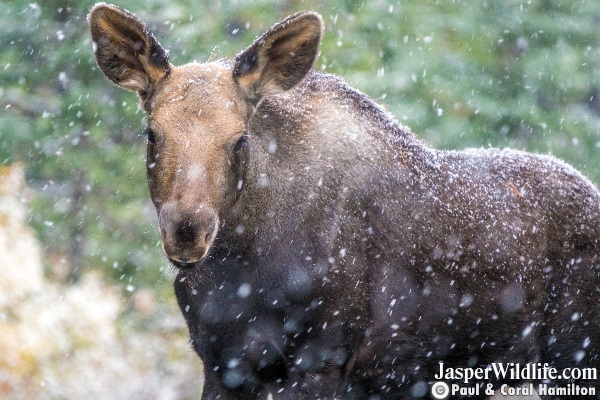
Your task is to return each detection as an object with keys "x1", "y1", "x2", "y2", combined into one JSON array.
[{"x1": 89, "y1": 4, "x2": 323, "y2": 267}]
